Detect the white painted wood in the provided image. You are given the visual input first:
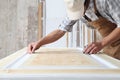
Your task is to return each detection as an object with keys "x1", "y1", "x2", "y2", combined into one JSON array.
[
  {"x1": 0, "y1": 47, "x2": 120, "y2": 80},
  {"x1": 0, "y1": 73, "x2": 120, "y2": 80},
  {"x1": 0, "y1": 48, "x2": 118, "y2": 69}
]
